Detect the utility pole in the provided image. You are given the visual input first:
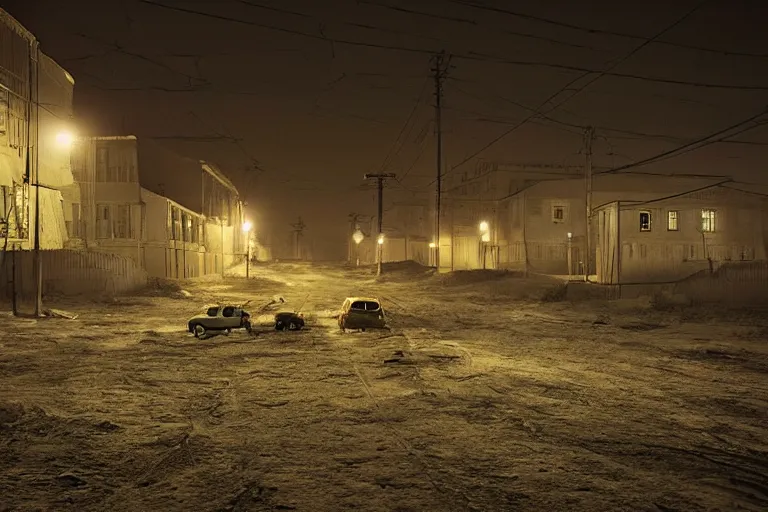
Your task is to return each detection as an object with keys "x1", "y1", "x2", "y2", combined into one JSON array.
[
  {"x1": 584, "y1": 126, "x2": 595, "y2": 282},
  {"x1": 290, "y1": 217, "x2": 306, "y2": 260},
  {"x1": 431, "y1": 51, "x2": 451, "y2": 271},
  {"x1": 364, "y1": 173, "x2": 396, "y2": 276},
  {"x1": 30, "y1": 42, "x2": 42, "y2": 316}
]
